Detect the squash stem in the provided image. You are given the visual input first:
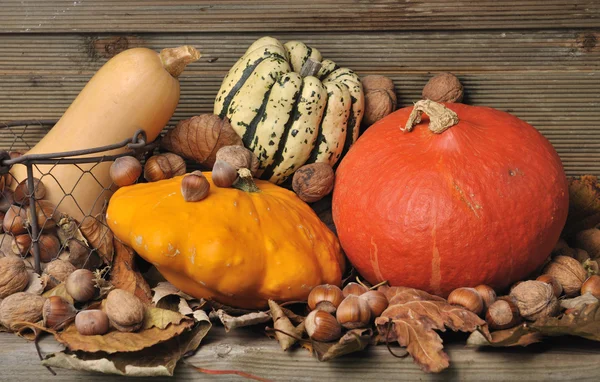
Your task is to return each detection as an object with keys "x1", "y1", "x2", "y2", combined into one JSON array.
[
  {"x1": 160, "y1": 46, "x2": 201, "y2": 78},
  {"x1": 402, "y1": 99, "x2": 459, "y2": 134},
  {"x1": 232, "y1": 168, "x2": 260, "y2": 193}
]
